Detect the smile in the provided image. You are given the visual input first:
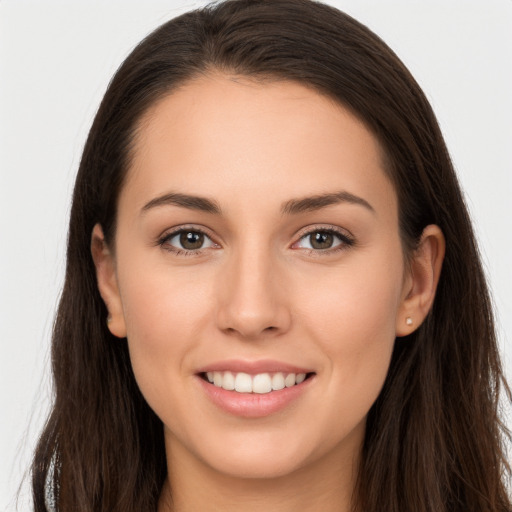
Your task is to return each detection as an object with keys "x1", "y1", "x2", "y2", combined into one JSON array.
[
  {"x1": 204, "y1": 371, "x2": 308, "y2": 394},
  {"x1": 196, "y1": 360, "x2": 316, "y2": 417}
]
